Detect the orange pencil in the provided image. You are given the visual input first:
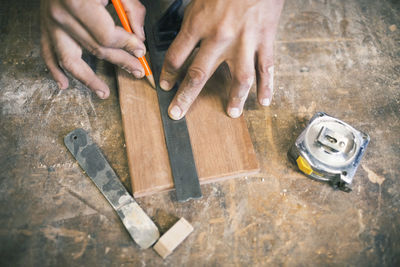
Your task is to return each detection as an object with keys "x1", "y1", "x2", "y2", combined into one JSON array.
[{"x1": 112, "y1": 0, "x2": 155, "y2": 88}]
